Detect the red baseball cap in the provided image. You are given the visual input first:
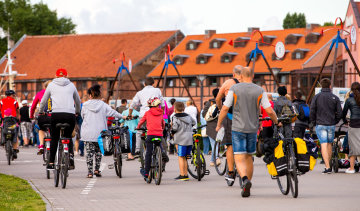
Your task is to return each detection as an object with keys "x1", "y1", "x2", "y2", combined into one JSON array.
[{"x1": 56, "y1": 68, "x2": 68, "y2": 77}]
